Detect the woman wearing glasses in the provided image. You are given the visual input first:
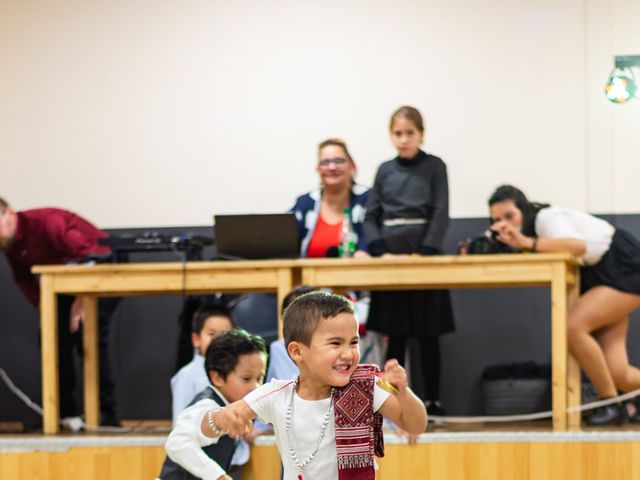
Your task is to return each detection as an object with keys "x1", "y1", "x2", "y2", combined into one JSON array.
[{"x1": 290, "y1": 138, "x2": 370, "y2": 258}]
